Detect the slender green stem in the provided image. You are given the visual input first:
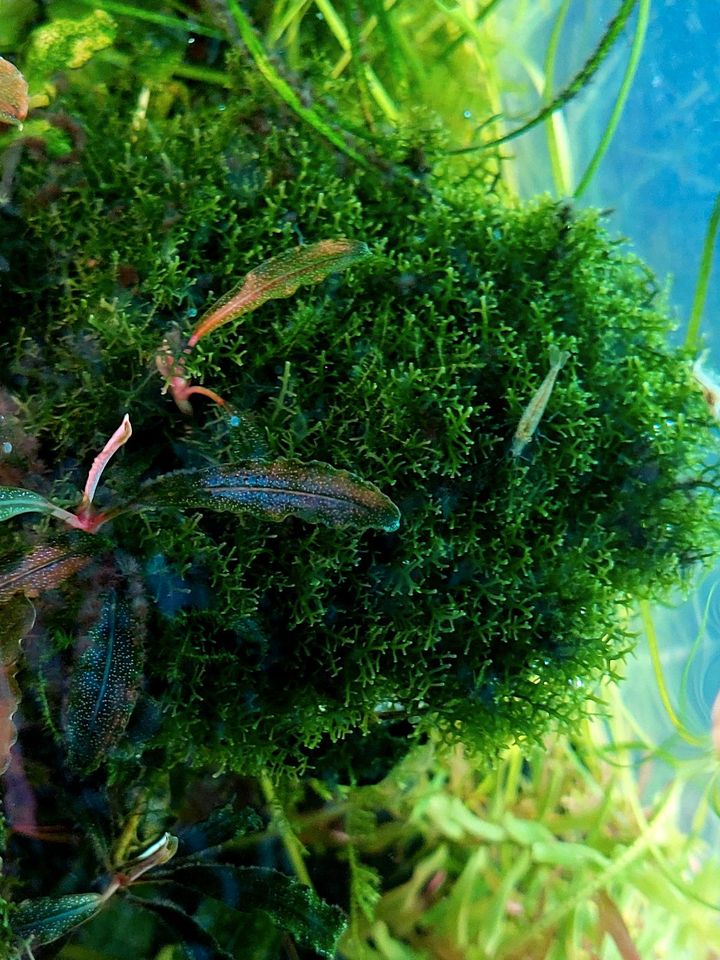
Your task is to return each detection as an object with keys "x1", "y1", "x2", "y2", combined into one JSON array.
[
  {"x1": 450, "y1": 0, "x2": 639, "y2": 155},
  {"x1": 543, "y1": 0, "x2": 572, "y2": 195},
  {"x1": 74, "y1": 0, "x2": 225, "y2": 38},
  {"x1": 259, "y1": 773, "x2": 314, "y2": 888},
  {"x1": 639, "y1": 599, "x2": 703, "y2": 747},
  {"x1": 225, "y1": 0, "x2": 371, "y2": 169},
  {"x1": 685, "y1": 191, "x2": 720, "y2": 351},
  {"x1": 574, "y1": 0, "x2": 650, "y2": 198}
]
